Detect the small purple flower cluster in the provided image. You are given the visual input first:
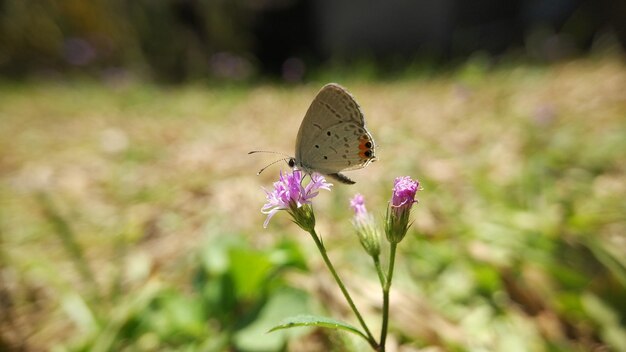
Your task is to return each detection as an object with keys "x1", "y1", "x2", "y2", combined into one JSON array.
[
  {"x1": 391, "y1": 176, "x2": 420, "y2": 209},
  {"x1": 386, "y1": 176, "x2": 420, "y2": 243},
  {"x1": 350, "y1": 193, "x2": 368, "y2": 222},
  {"x1": 350, "y1": 193, "x2": 380, "y2": 256},
  {"x1": 262, "y1": 170, "x2": 332, "y2": 228}
]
